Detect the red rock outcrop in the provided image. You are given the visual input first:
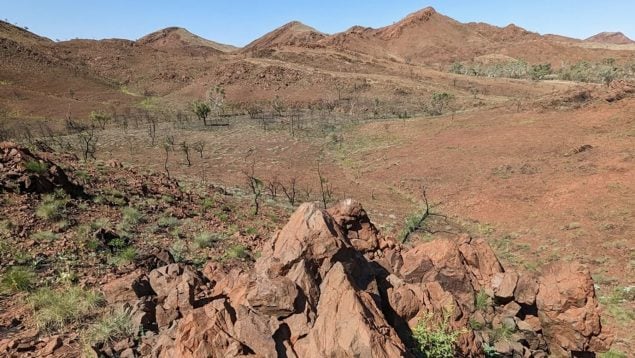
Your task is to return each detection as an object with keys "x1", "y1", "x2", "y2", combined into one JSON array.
[{"x1": 87, "y1": 199, "x2": 612, "y2": 357}]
